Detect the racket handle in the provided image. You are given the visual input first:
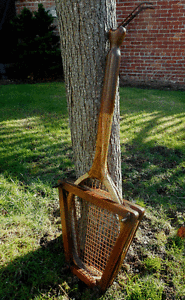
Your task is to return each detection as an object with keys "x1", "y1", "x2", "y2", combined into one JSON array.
[{"x1": 89, "y1": 26, "x2": 126, "y2": 179}]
